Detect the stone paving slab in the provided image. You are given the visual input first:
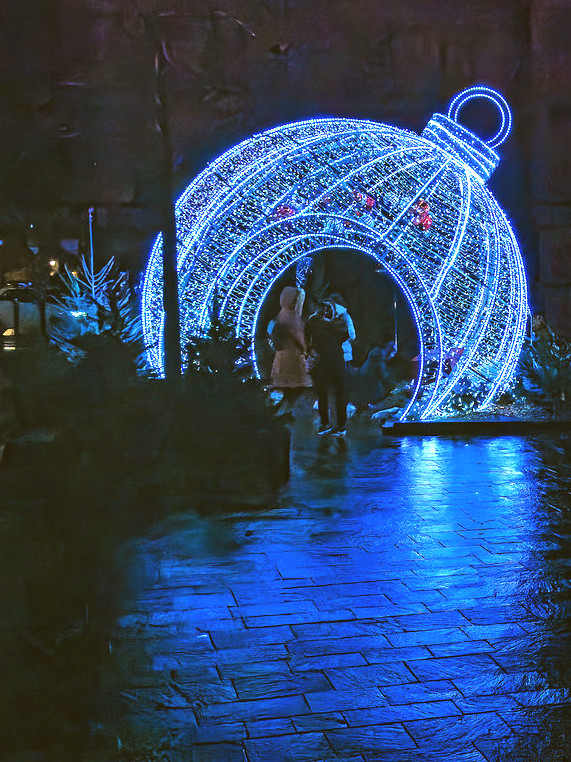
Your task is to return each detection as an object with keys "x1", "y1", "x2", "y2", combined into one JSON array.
[
  {"x1": 366, "y1": 750, "x2": 488, "y2": 762},
  {"x1": 112, "y1": 431, "x2": 571, "y2": 759},
  {"x1": 217, "y1": 658, "x2": 293, "y2": 680},
  {"x1": 406, "y1": 653, "x2": 500, "y2": 681},
  {"x1": 245, "y1": 608, "x2": 357, "y2": 628},
  {"x1": 326, "y1": 723, "x2": 417, "y2": 754},
  {"x1": 343, "y1": 699, "x2": 462, "y2": 726},
  {"x1": 426, "y1": 639, "x2": 493, "y2": 657},
  {"x1": 204, "y1": 695, "x2": 311, "y2": 722},
  {"x1": 286, "y1": 633, "x2": 392, "y2": 656},
  {"x1": 292, "y1": 712, "x2": 348, "y2": 732},
  {"x1": 324, "y1": 662, "x2": 416, "y2": 690},
  {"x1": 245, "y1": 718, "x2": 296, "y2": 738},
  {"x1": 289, "y1": 652, "x2": 367, "y2": 672},
  {"x1": 234, "y1": 671, "x2": 332, "y2": 700},
  {"x1": 194, "y1": 721, "x2": 246, "y2": 743},
  {"x1": 403, "y1": 712, "x2": 514, "y2": 752},
  {"x1": 380, "y1": 678, "x2": 463, "y2": 705},
  {"x1": 190, "y1": 742, "x2": 246, "y2": 761},
  {"x1": 305, "y1": 687, "x2": 387, "y2": 713},
  {"x1": 244, "y1": 730, "x2": 333, "y2": 761}
]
